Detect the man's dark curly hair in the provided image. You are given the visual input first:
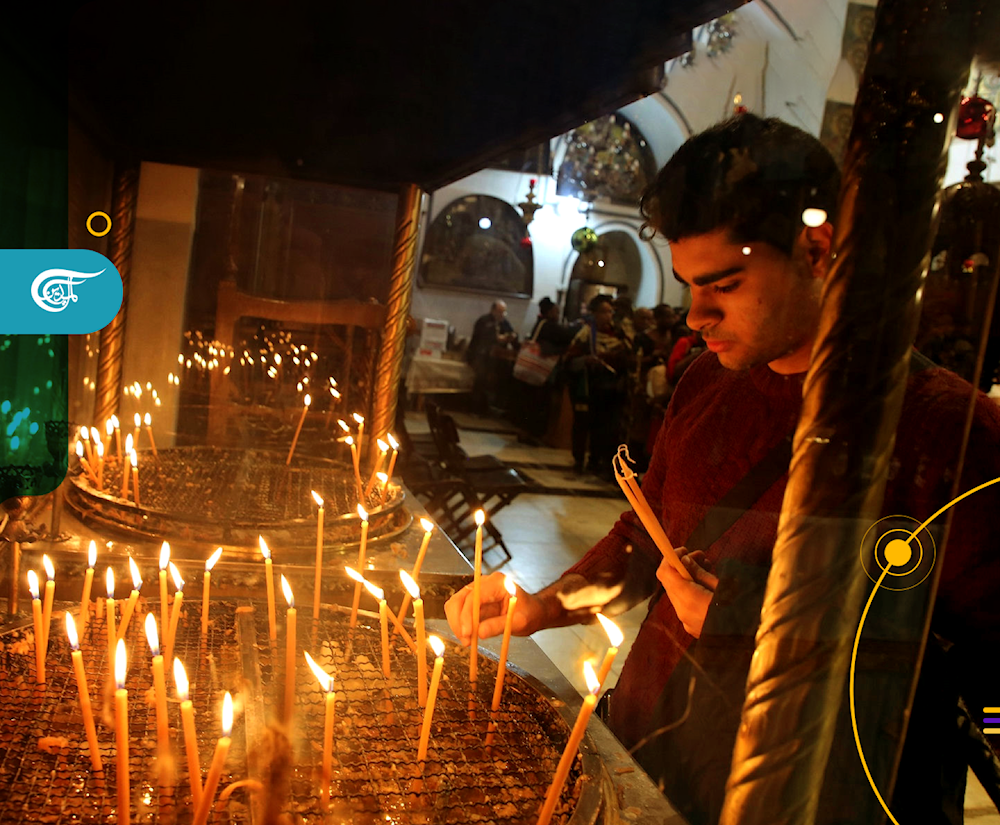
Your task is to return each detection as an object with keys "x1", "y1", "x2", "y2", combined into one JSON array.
[{"x1": 639, "y1": 114, "x2": 841, "y2": 255}]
